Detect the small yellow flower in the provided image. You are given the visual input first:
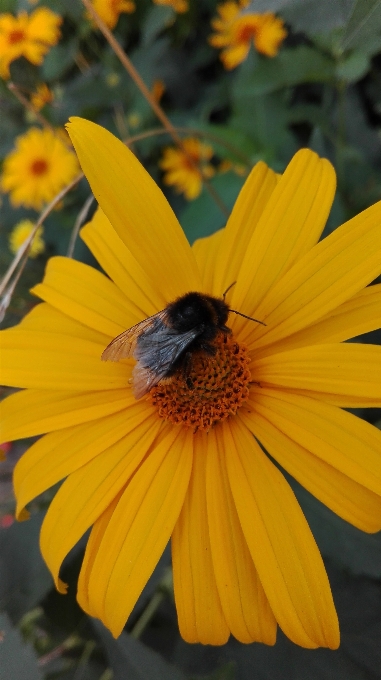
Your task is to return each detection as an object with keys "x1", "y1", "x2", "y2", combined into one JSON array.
[
  {"x1": 0, "y1": 8, "x2": 62, "y2": 80},
  {"x1": 160, "y1": 138, "x2": 215, "y2": 200},
  {"x1": 1, "y1": 127, "x2": 80, "y2": 211},
  {"x1": 210, "y1": 0, "x2": 287, "y2": 69},
  {"x1": 9, "y1": 219, "x2": 45, "y2": 258},
  {"x1": 153, "y1": 0, "x2": 189, "y2": 12},
  {"x1": 30, "y1": 83, "x2": 54, "y2": 111},
  {"x1": 87, "y1": 0, "x2": 135, "y2": 30}
]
